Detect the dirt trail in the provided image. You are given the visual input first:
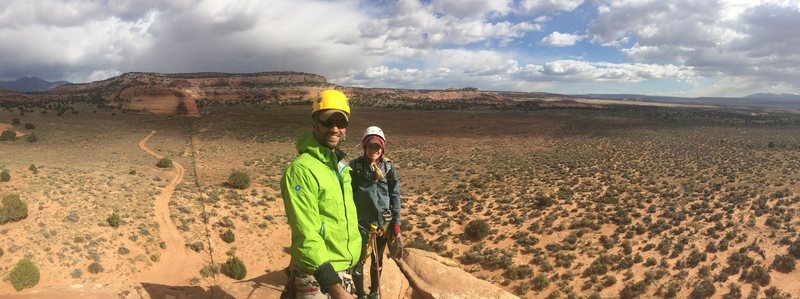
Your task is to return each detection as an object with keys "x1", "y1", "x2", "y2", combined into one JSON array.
[{"x1": 136, "y1": 130, "x2": 202, "y2": 284}]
